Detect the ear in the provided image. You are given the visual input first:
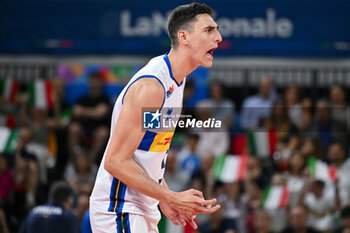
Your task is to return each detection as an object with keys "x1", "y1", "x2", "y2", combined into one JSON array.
[{"x1": 177, "y1": 30, "x2": 189, "y2": 46}]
